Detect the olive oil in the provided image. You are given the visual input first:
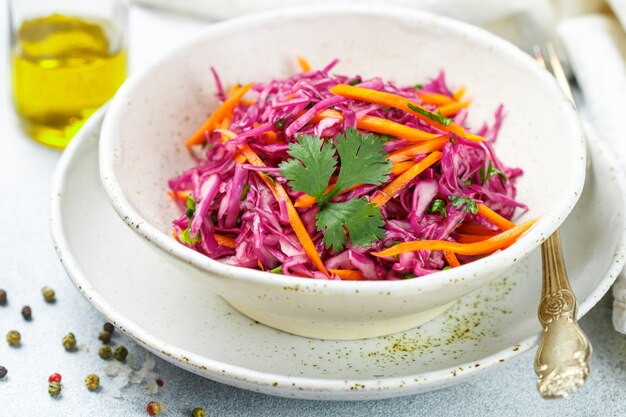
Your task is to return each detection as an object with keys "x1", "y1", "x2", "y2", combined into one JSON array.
[{"x1": 11, "y1": 14, "x2": 127, "y2": 149}]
